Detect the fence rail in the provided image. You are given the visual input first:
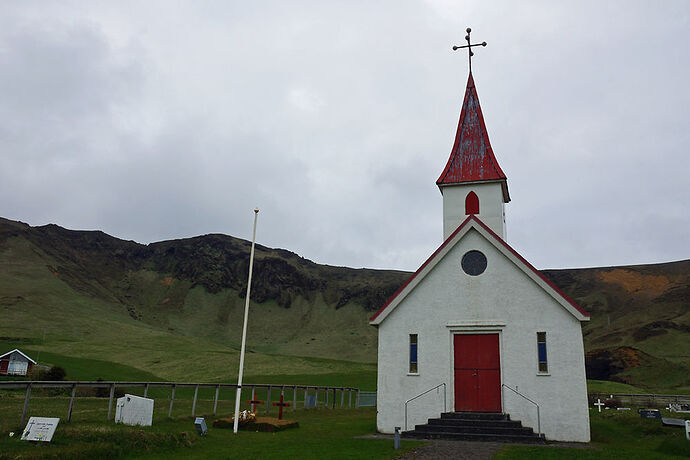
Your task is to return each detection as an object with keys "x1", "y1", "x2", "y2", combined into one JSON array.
[
  {"x1": 0, "y1": 381, "x2": 361, "y2": 427},
  {"x1": 589, "y1": 393, "x2": 690, "y2": 408}
]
